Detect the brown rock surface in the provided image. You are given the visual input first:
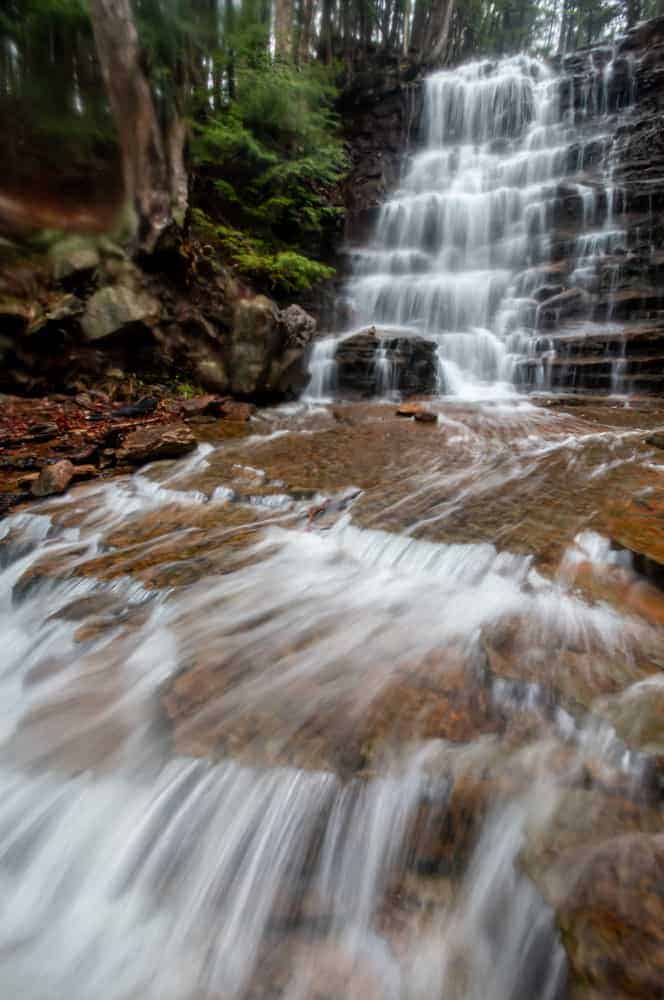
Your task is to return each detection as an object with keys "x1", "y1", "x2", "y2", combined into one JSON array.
[
  {"x1": 31, "y1": 459, "x2": 75, "y2": 497},
  {"x1": 556, "y1": 834, "x2": 664, "y2": 999},
  {"x1": 116, "y1": 422, "x2": 197, "y2": 464}
]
